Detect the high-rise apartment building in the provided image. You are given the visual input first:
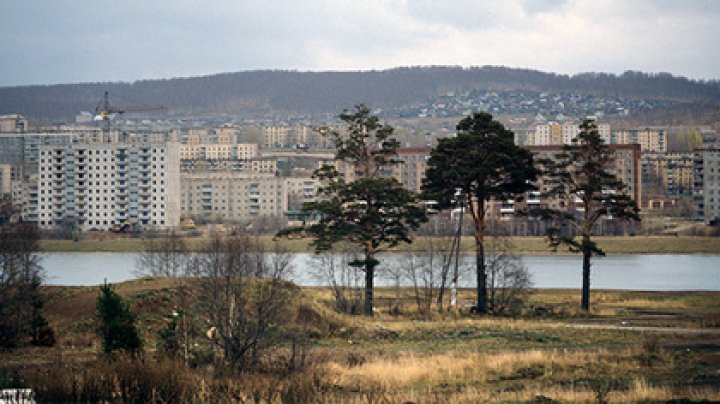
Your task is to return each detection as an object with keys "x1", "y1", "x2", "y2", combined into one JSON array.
[
  {"x1": 36, "y1": 140, "x2": 180, "y2": 231},
  {"x1": 641, "y1": 152, "x2": 694, "y2": 197},
  {"x1": 693, "y1": 148, "x2": 720, "y2": 225},
  {"x1": 614, "y1": 128, "x2": 667, "y2": 152}
]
